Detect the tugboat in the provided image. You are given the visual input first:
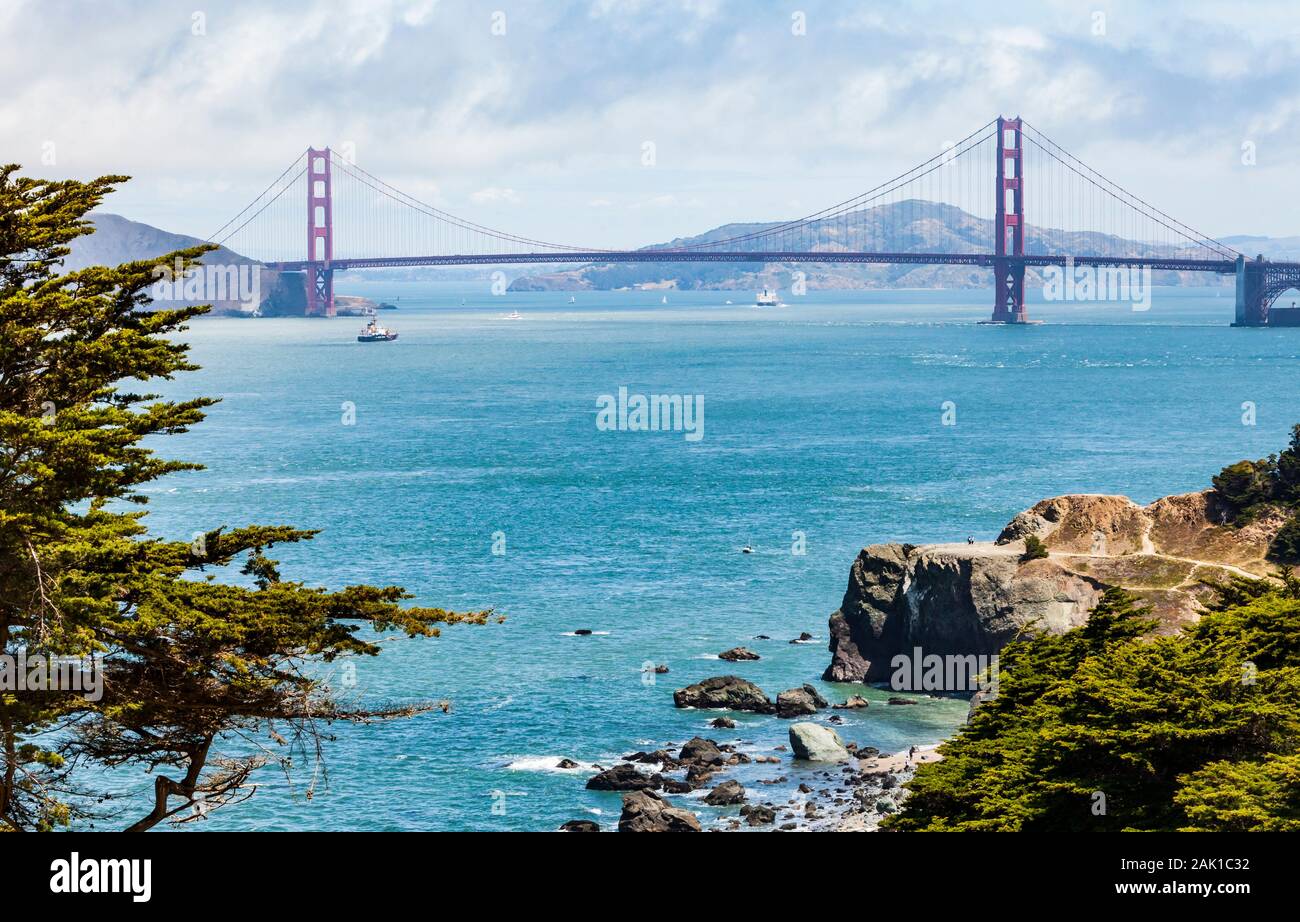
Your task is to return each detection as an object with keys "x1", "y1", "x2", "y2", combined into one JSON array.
[
  {"x1": 357, "y1": 317, "x2": 397, "y2": 342},
  {"x1": 755, "y1": 288, "x2": 779, "y2": 307}
]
